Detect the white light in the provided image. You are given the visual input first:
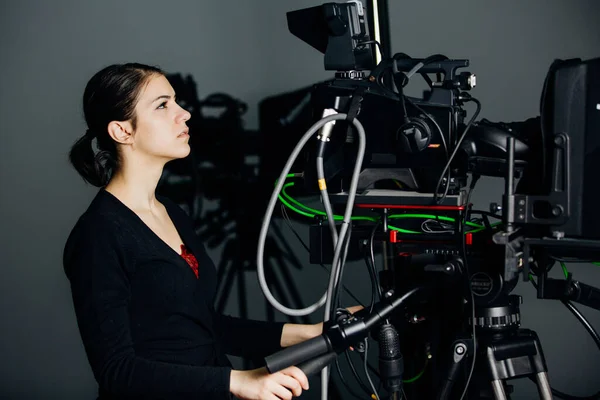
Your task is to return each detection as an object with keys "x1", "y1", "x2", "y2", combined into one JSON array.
[{"x1": 596, "y1": 103, "x2": 600, "y2": 110}]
